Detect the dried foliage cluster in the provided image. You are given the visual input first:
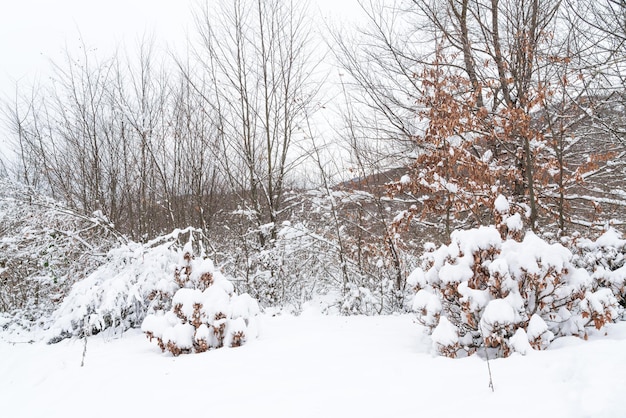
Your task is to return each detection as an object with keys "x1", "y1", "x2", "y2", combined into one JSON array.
[
  {"x1": 333, "y1": 0, "x2": 626, "y2": 239},
  {"x1": 390, "y1": 49, "x2": 615, "y2": 238}
]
